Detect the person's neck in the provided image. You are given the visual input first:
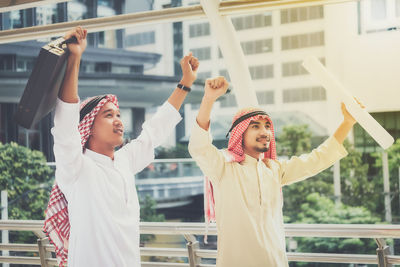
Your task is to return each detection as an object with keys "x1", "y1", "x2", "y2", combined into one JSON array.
[
  {"x1": 244, "y1": 150, "x2": 261, "y2": 160},
  {"x1": 87, "y1": 142, "x2": 115, "y2": 160}
]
